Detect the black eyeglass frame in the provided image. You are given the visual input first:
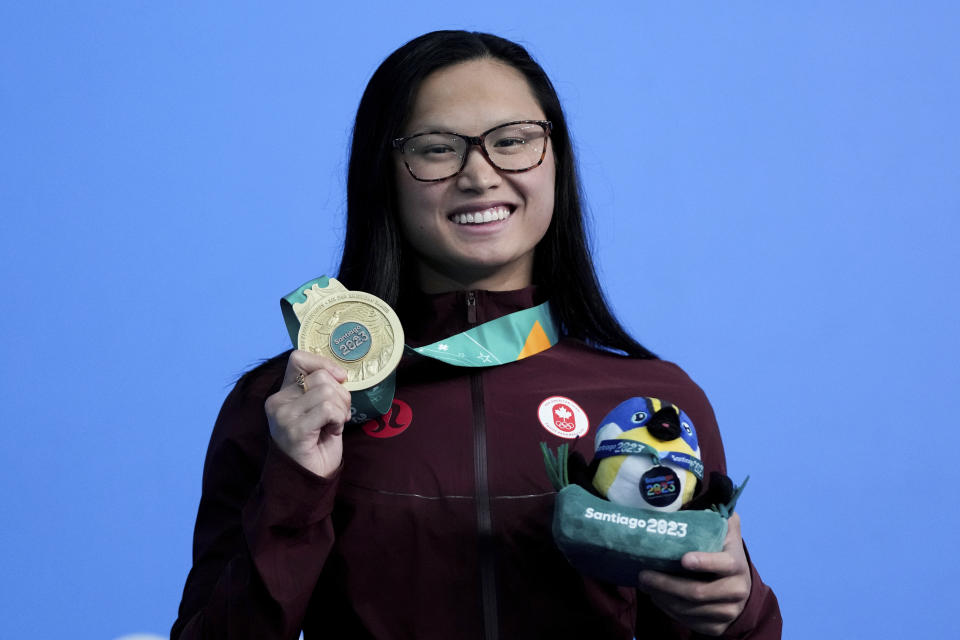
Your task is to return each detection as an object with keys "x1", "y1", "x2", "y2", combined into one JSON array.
[{"x1": 391, "y1": 120, "x2": 553, "y2": 182}]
